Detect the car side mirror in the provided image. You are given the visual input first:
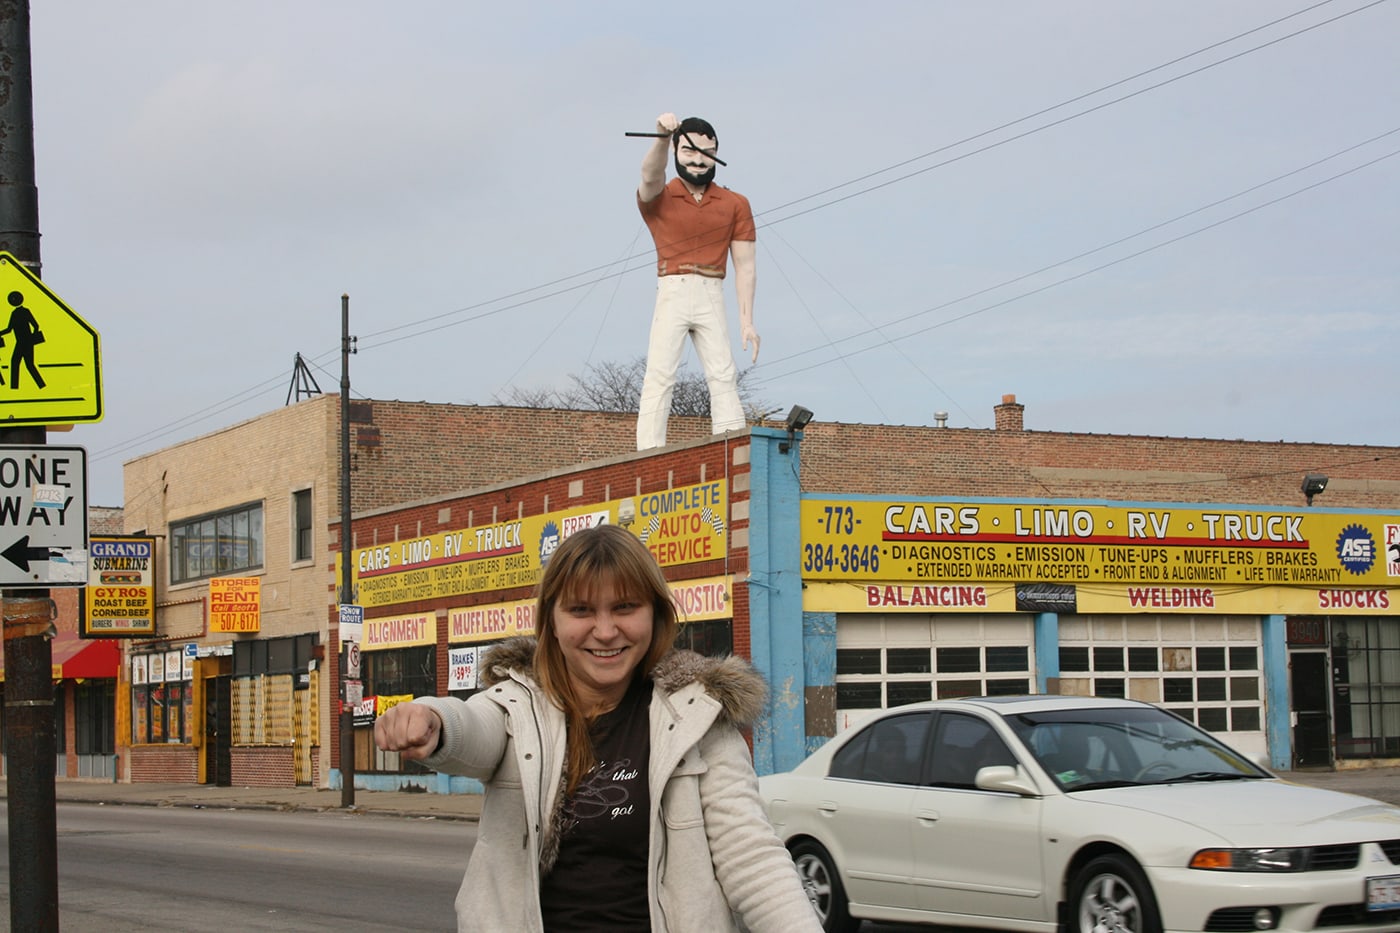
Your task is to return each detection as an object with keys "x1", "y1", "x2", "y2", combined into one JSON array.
[{"x1": 975, "y1": 764, "x2": 1040, "y2": 797}]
